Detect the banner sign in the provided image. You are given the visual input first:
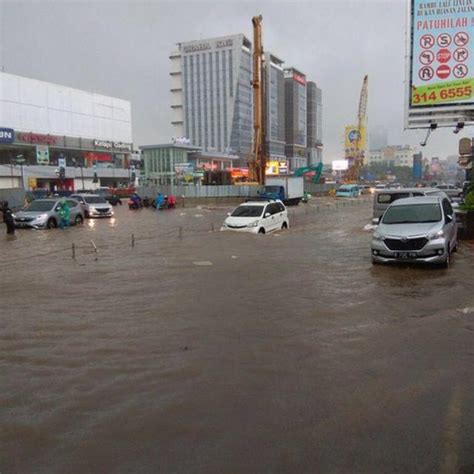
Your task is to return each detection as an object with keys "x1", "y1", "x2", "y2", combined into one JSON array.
[
  {"x1": 410, "y1": 0, "x2": 474, "y2": 108},
  {"x1": 0, "y1": 128, "x2": 14, "y2": 144},
  {"x1": 36, "y1": 145, "x2": 50, "y2": 165},
  {"x1": 332, "y1": 160, "x2": 349, "y2": 171}
]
